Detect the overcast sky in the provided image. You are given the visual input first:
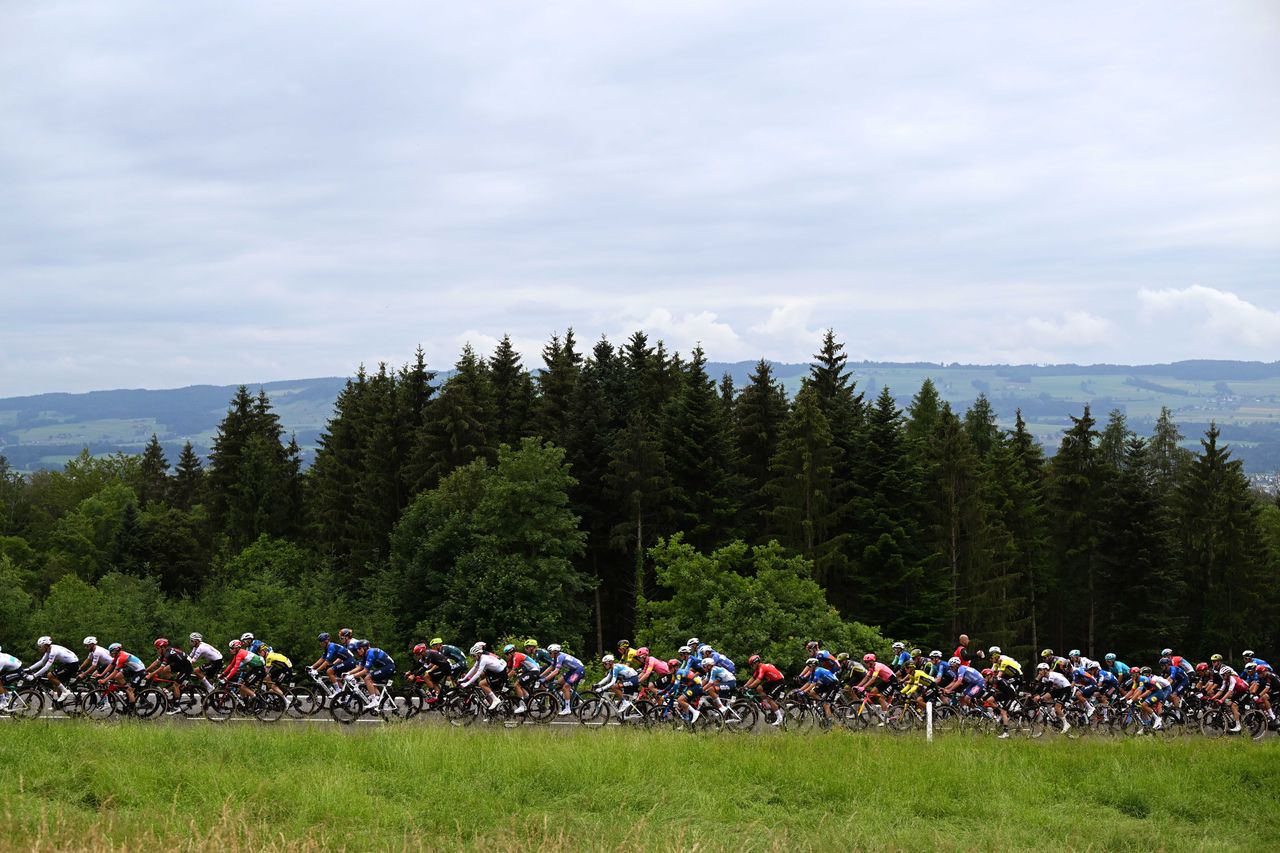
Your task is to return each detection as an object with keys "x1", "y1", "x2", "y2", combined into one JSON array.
[{"x1": 2, "y1": 1, "x2": 1278, "y2": 395}]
